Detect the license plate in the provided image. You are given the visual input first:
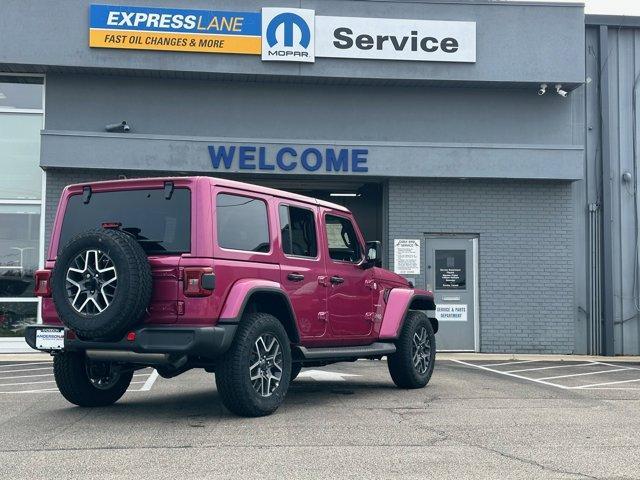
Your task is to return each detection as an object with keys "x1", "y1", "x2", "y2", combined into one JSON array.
[{"x1": 35, "y1": 328, "x2": 65, "y2": 350}]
